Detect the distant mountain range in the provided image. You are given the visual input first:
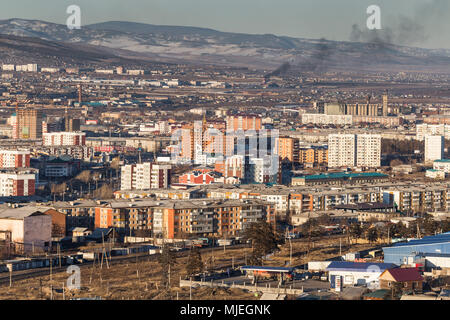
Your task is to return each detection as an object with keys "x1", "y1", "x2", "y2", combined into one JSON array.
[{"x1": 0, "y1": 18, "x2": 450, "y2": 73}]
